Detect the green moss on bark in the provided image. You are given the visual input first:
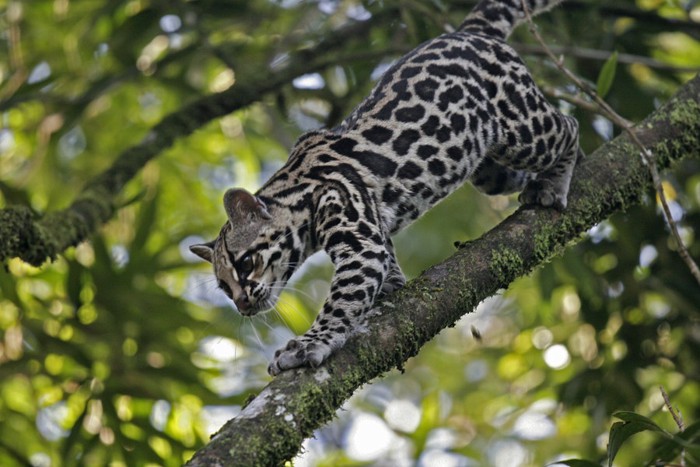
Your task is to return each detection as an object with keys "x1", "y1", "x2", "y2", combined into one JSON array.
[
  {"x1": 0, "y1": 206, "x2": 45, "y2": 265},
  {"x1": 490, "y1": 247, "x2": 524, "y2": 285}
]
